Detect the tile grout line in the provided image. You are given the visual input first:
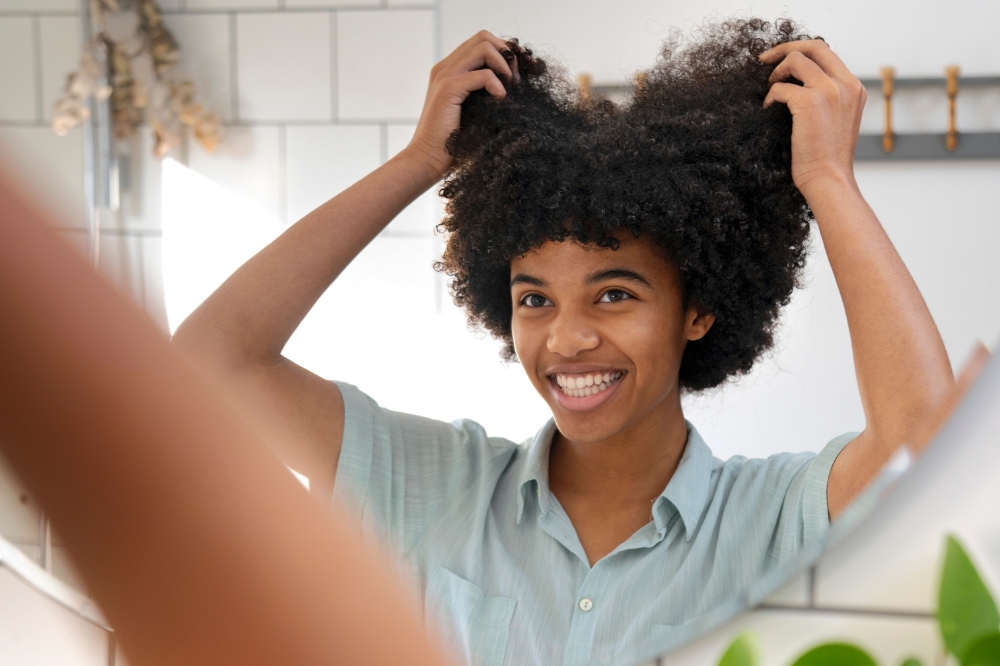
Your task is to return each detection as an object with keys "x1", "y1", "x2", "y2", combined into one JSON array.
[
  {"x1": 222, "y1": 119, "x2": 420, "y2": 127},
  {"x1": 757, "y1": 603, "x2": 935, "y2": 619},
  {"x1": 180, "y1": 124, "x2": 190, "y2": 167},
  {"x1": 279, "y1": 123, "x2": 288, "y2": 224},
  {"x1": 0, "y1": 10, "x2": 78, "y2": 17},
  {"x1": 136, "y1": 234, "x2": 148, "y2": 311},
  {"x1": 434, "y1": 0, "x2": 444, "y2": 317},
  {"x1": 433, "y1": 0, "x2": 441, "y2": 62},
  {"x1": 56, "y1": 227, "x2": 163, "y2": 237},
  {"x1": 154, "y1": 5, "x2": 435, "y2": 16},
  {"x1": 229, "y1": 11, "x2": 239, "y2": 124},
  {"x1": 0, "y1": 120, "x2": 53, "y2": 127},
  {"x1": 433, "y1": 0, "x2": 444, "y2": 318},
  {"x1": 330, "y1": 10, "x2": 338, "y2": 122},
  {"x1": 32, "y1": 14, "x2": 44, "y2": 124},
  {"x1": 379, "y1": 122, "x2": 388, "y2": 164}
]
